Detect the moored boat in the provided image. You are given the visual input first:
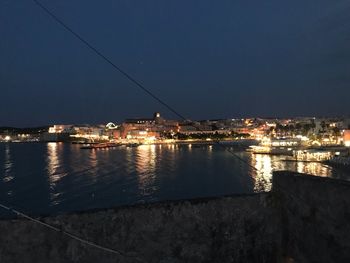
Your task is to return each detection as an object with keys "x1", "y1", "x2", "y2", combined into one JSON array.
[
  {"x1": 80, "y1": 143, "x2": 119, "y2": 149},
  {"x1": 126, "y1": 143, "x2": 141, "y2": 147}
]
